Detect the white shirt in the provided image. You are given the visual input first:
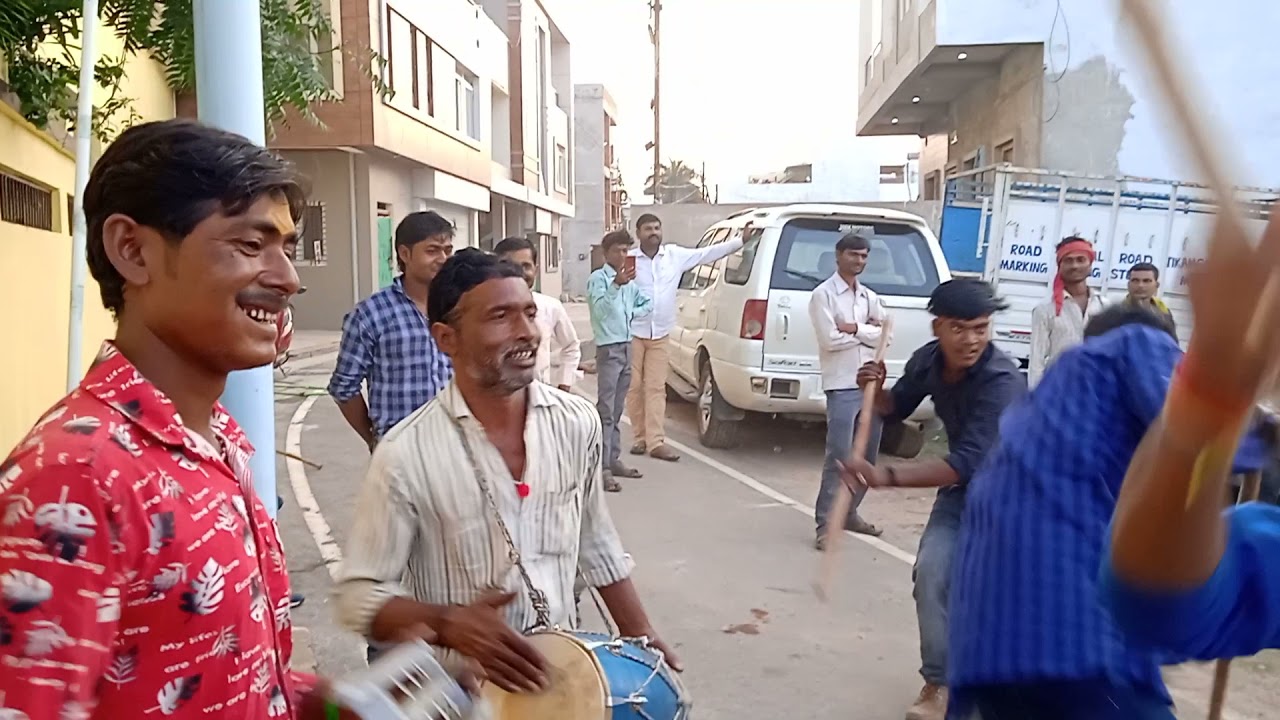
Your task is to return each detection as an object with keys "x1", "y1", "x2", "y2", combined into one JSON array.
[
  {"x1": 1029, "y1": 291, "x2": 1109, "y2": 386},
  {"x1": 808, "y1": 274, "x2": 890, "y2": 391},
  {"x1": 628, "y1": 236, "x2": 745, "y2": 339},
  {"x1": 334, "y1": 381, "x2": 634, "y2": 642},
  {"x1": 533, "y1": 291, "x2": 582, "y2": 388}
]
